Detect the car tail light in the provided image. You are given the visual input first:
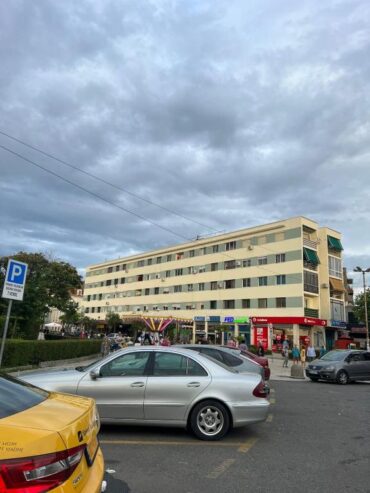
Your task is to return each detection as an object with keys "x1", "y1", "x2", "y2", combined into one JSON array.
[
  {"x1": 253, "y1": 381, "x2": 269, "y2": 398},
  {"x1": 0, "y1": 444, "x2": 85, "y2": 493}
]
